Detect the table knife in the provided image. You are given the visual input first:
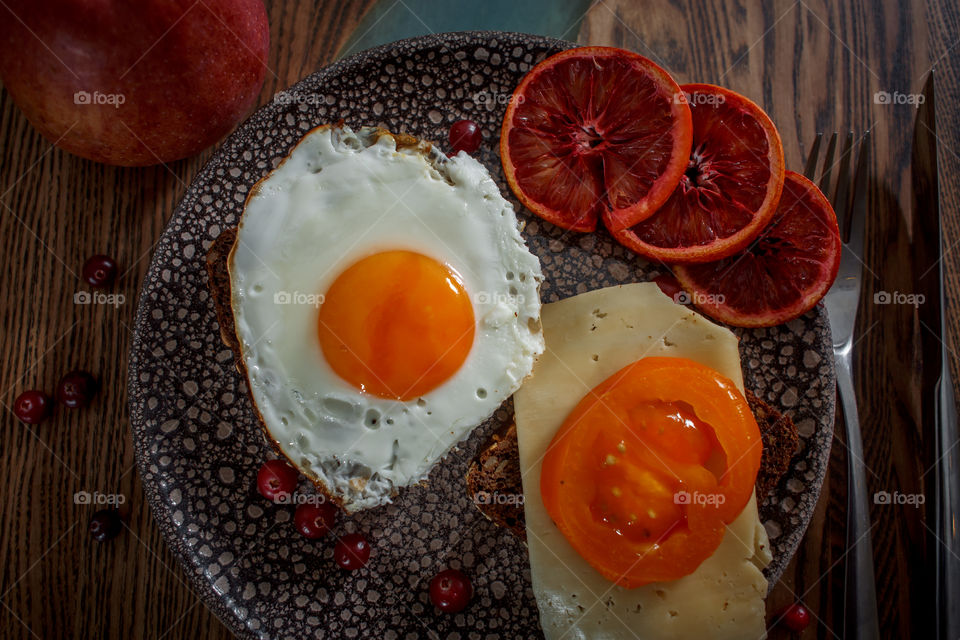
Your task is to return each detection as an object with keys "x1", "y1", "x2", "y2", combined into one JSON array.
[{"x1": 912, "y1": 70, "x2": 960, "y2": 640}]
